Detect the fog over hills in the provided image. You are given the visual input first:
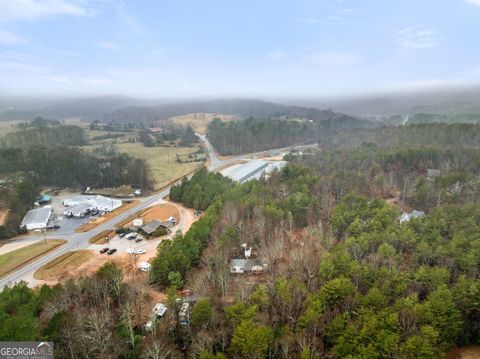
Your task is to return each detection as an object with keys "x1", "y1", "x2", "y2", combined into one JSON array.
[
  {"x1": 1, "y1": 85, "x2": 480, "y2": 123},
  {"x1": 290, "y1": 86, "x2": 480, "y2": 118}
]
